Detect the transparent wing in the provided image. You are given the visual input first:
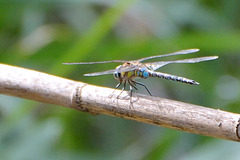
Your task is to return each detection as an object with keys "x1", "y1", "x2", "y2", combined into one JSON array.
[
  {"x1": 84, "y1": 65, "x2": 140, "y2": 76},
  {"x1": 63, "y1": 60, "x2": 127, "y2": 65},
  {"x1": 63, "y1": 49, "x2": 199, "y2": 65},
  {"x1": 147, "y1": 56, "x2": 218, "y2": 71},
  {"x1": 136, "y1": 49, "x2": 200, "y2": 62},
  {"x1": 84, "y1": 68, "x2": 120, "y2": 76}
]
